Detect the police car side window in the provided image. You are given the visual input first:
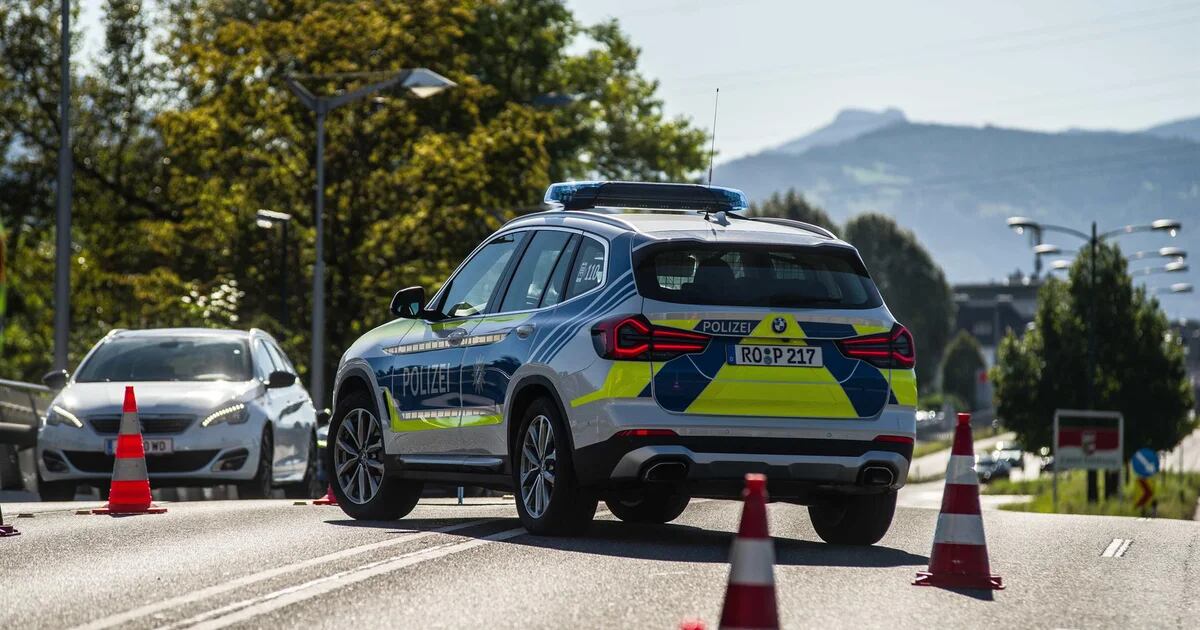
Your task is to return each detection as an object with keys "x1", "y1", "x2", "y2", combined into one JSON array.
[
  {"x1": 438, "y1": 233, "x2": 527, "y2": 318},
  {"x1": 540, "y1": 235, "x2": 580, "y2": 308},
  {"x1": 564, "y1": 237, "x2": 605, "y2": 299},
  {"x1": 499, "y1": 230, "x2": 572, "y2": 312}
]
